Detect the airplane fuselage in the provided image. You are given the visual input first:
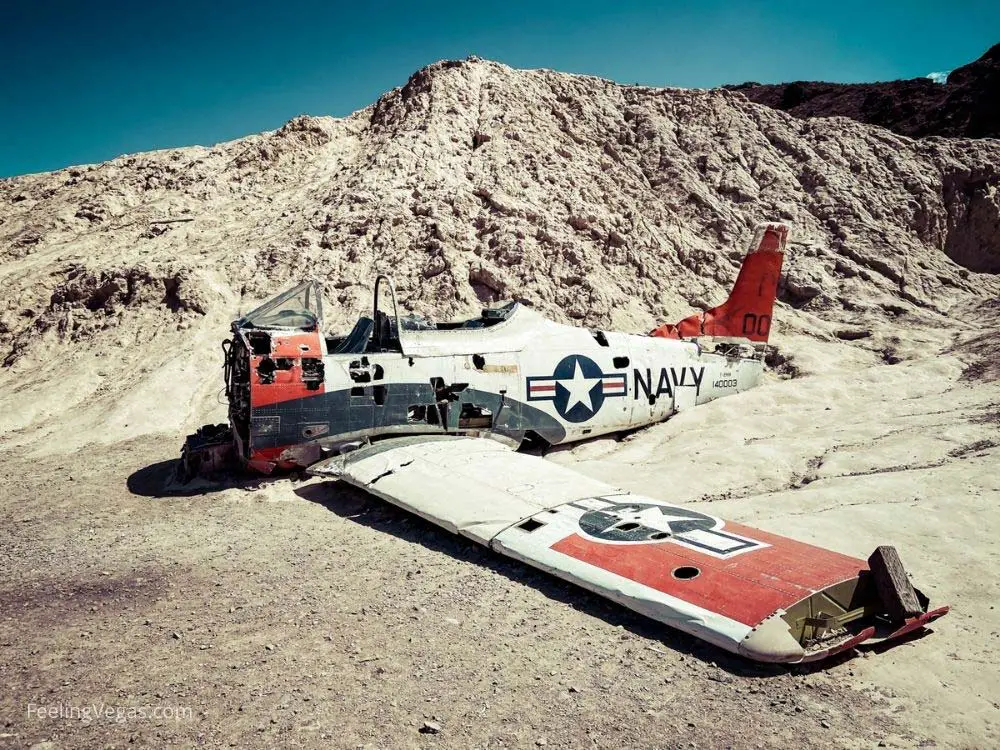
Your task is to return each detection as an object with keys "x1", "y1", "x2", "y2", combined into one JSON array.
[
  {"x1": 232, "y1": 305, "x2": 766, "y2": 473},
  {"x1": 210, "y1": 222, "x2": 789, "y2": 475}
]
